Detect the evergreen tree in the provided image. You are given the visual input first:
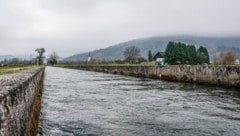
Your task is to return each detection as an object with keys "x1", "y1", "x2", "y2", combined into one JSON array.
[
  {"x1": 178, "y1": 42, "x2": 188, "y2": 64},
  {"x1": 164, "y1": 42, "x2": 175, "y2": 65},
  {"x1": 148, "y1": 50, "x2": 153, "y2": 61},
  {"x1": 164, "y1": 42, "x2": 209, "y2": 65},
  {"x1": 197, "y1": 46, "x2": 210, "y2": 64},
  {"x1": 204, "y1": 47, "x2": 210, "y2": 64},
  {"x1": 187, "y1": 45, "x2": 198, "y2": 65}
]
